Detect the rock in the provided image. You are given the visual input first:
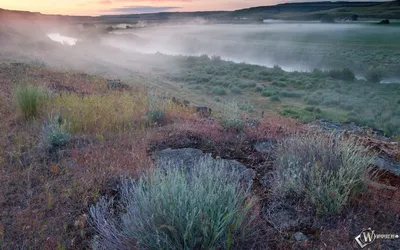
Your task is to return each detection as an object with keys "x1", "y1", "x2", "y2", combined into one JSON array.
[
  {"x1": 219, "y1": 159, "x2": 255, "y2": 185},
  {"x1": 379, "y1": 19, "x2": 390, "y2": 25},
  {"x1": 154, "y1": 148, "x2": 205, "y2": 168},
  {"x1": 246, "y1": 119, "x2": 260, "y2": 127},
  {"x1": 293, "y1": 232, "x2": 309, "y2": 242},
  {"x1": 308, "y1": 119, "x2": 385, "y2": 137},
  {"x1": 266, "y1": 201, "x2": 313, "y2": 231},
  {"x1": 254, "y1": 140, "x2": 276, "y2": 154},
  {"x1": 194, "y1": 106, "x2": 212, "y2": 117},
  {"x1": 374, "y1": 156, "x2": 400, "y2": 176},
  {"x1": 171, "y1": 97, "x2": 190, "y2": 107},
  {"x1": 154, "y1": 148, "x2": 254, "y2": 187}
]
